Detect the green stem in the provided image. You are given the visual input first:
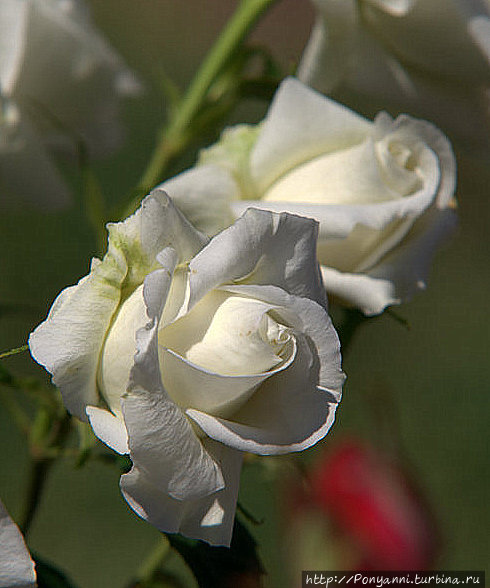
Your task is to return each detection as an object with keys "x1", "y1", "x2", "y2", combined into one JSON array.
[
  {"x1": 19, "y1": 456, "x2": 50, "y2": 536},
  {"x1": 20, "y1": 413, "x2": 72, "y2": 536},
  {"x1": 0, "y1": 344, "x2": 29, "y2": 360},
  {"x1": 136, "y1": 536, "x2": 170, "y2": 584},
  {"x1": 124, "y1": 0, "x2": 277, "y2": 216}
]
